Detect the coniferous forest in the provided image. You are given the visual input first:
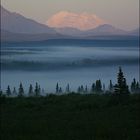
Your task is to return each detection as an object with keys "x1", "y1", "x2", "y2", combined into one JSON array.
[
  {"x1": 1, "y1": 67, "x2": 140, "y2": 97},
  {"x1": 1, "y1": 67, "x2": 140, "y2": 140}
]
